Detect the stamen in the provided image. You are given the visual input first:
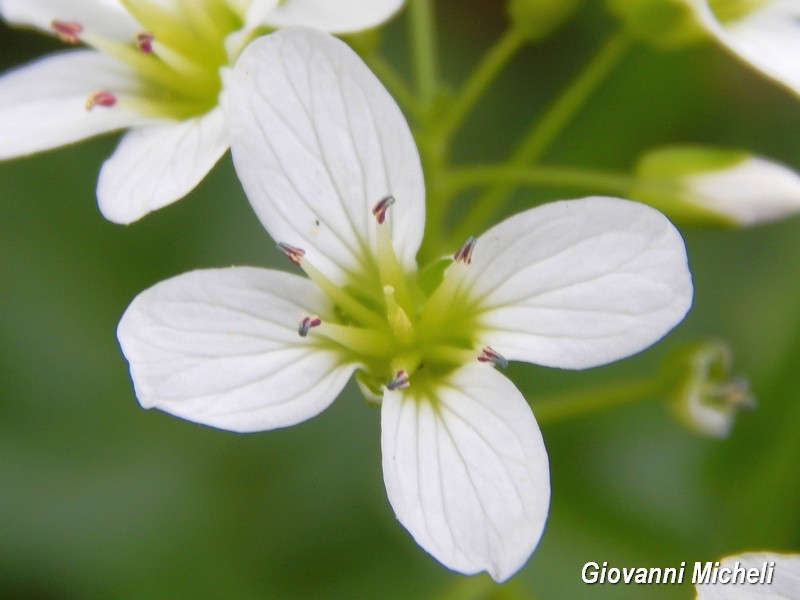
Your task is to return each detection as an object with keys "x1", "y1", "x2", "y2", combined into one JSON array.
[
  {"x1": 386, "y1": 370, "x2": 410, "y2": 391},
  {"x1": 85, "y1": 90, "x2": 117, "y2": 110},
  {"x1": 136, "y1": 32, "x2": 155, "y2": 53},
  {"x1": 298, "y1": 315, "x2": 322, "y2": 337},
  {"x1": 372, "y1": 195, "x2": 396, "y2": 224},
  {"x1": 709, "y1": 376, "x2": 755, "y2": 410},
  {"x1": 478, "y1": 346, "x2": 508, "y2": 369},
  {"x1": 454, "y1": 237, "x2": 477, "y2": 265},
  {"x1": 277, "y1": 242, "x2": 306, "y2": 266},
  {"x1": 51, "y1": 20, "x2": 83, "y2": 44}
]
